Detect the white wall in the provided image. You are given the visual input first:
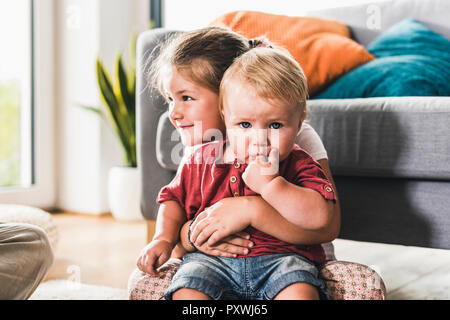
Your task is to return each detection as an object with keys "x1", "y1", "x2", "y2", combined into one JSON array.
[
  {"x1": 55, "y1": 0, "x2": 149, "y2": 214},
  {"x1": 164, "y1": 0, "x2": 389, "y2": 30}
]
